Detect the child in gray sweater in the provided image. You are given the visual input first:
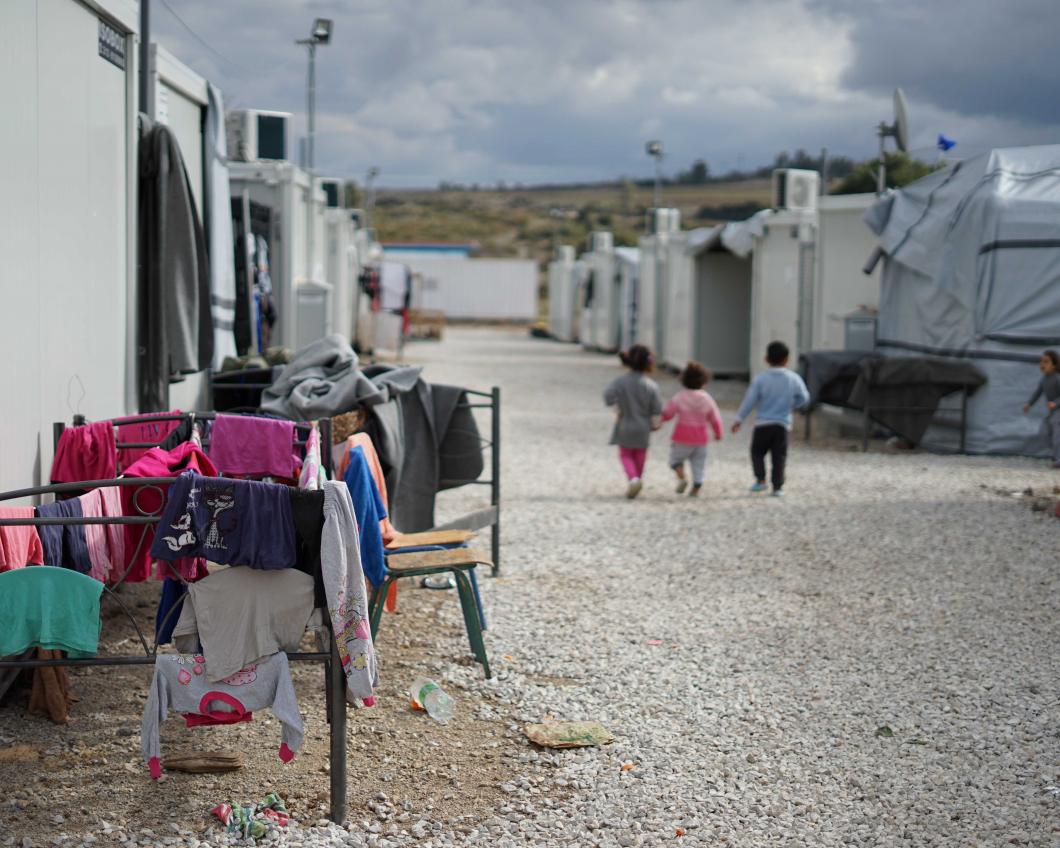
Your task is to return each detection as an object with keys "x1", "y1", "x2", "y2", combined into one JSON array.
[{"x1": 1023, "y1": 349, "x2": 1060, "y2": 466}]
